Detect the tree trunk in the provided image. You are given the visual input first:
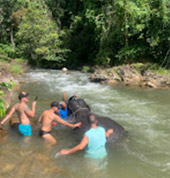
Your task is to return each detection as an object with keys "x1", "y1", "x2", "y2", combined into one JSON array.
[
  {"x1": 57, "y1": 18, "x2": 61, "y2": 35},
  {"x1": 10, "y1": 24, "x2": 15, "y2": 52},
  {"x1": 124, "y1": 0, "x2": 128, "y2": 60}
]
